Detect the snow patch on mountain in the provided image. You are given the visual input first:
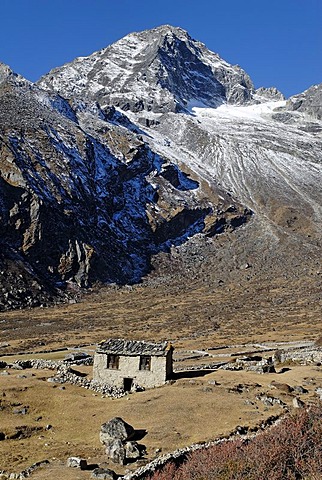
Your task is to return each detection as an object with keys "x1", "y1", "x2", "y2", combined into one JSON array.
[
  {"x1": 189, "y1": 100, "x2": 287, "y2": 121},
  {"x1": 124, "y1": 97, "x2": 322, "y2": 240}
]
